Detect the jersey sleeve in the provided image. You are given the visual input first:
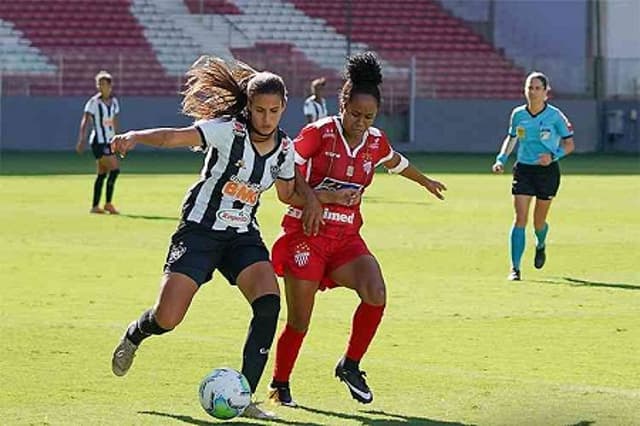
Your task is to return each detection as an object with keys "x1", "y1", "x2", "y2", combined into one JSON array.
[
  {"x1": 555, "y1": 109, "x2": 574, "y2": 138},
  {"x1": 195, "y1": 118, "x2": 233, "y2": 150},
  {"x1": 374, "y1": 131, "x2": 395, "y2": 166},
  {"x1": 507, "y1": 109, "x2": 518, "y2": 137},
  {"x1": 83, "y1": 98, "x2": 96, "y2": 115},
  {"x1": 293, "y1": 124, "x2": 322, "y2": 165},
  {"x1": 113, "y1": 98, "x2": 120, "y2": 115},
  {"x1": 278, "y1": 138, "x2": 295, "y2": 180}
]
